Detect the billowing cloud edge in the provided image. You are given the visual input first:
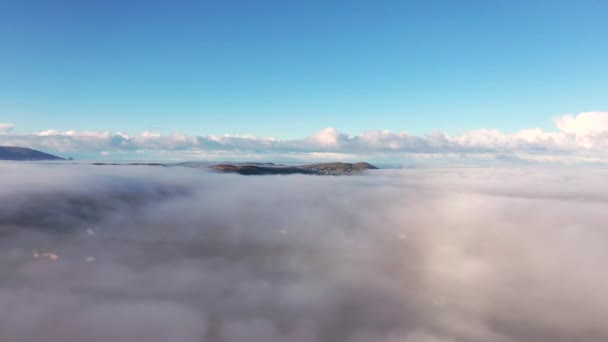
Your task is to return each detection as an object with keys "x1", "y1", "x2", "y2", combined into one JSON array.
[{"x1": 3, "y1": 112, "x2": 608, "y2": 163}]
